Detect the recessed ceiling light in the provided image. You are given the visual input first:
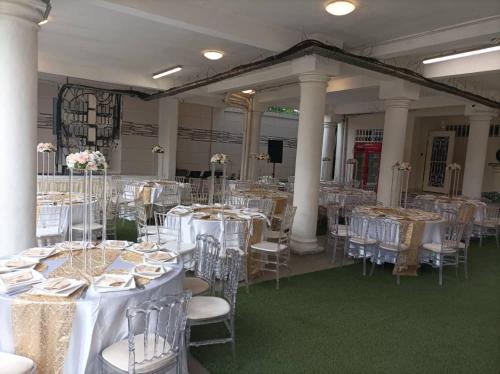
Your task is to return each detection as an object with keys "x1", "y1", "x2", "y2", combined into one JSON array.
[
  {"x1": 422, "y1": 45, "x2": 500, "y2": 64},
  {"x1": 38, "y1": 18, "x2": 49, "y2": 25},
  {"x1": 241, "y1": 89, "x2": 255, "y2": 94},
  {"x1": 152, "y1": 65, "x2": 182, "y2": 79},
  {"x1": 203, "y1": 50, "x2": 224, "y2": 60},
  {"x1": 325, "y1": 1, "x2": 356, "y2": 16}
]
